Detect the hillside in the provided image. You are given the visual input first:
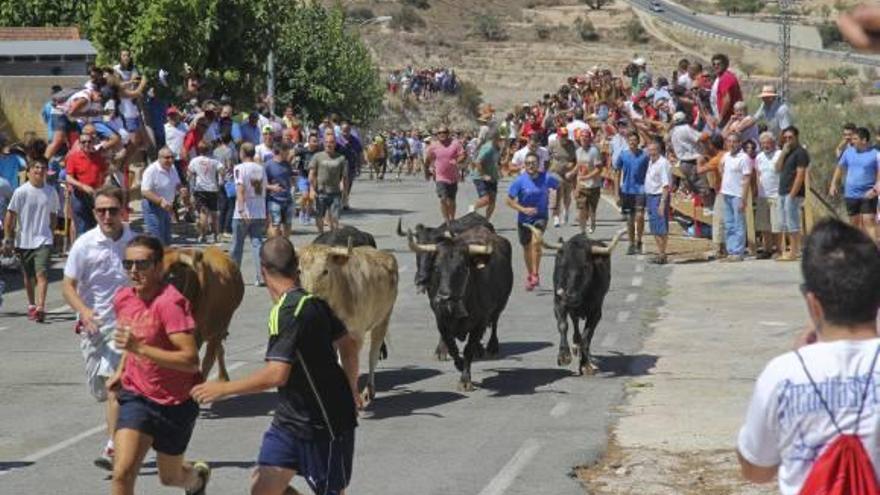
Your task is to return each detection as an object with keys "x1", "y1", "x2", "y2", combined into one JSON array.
[{"x1": 340, "y1": 0, "x2": 689, "y2": 112}]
